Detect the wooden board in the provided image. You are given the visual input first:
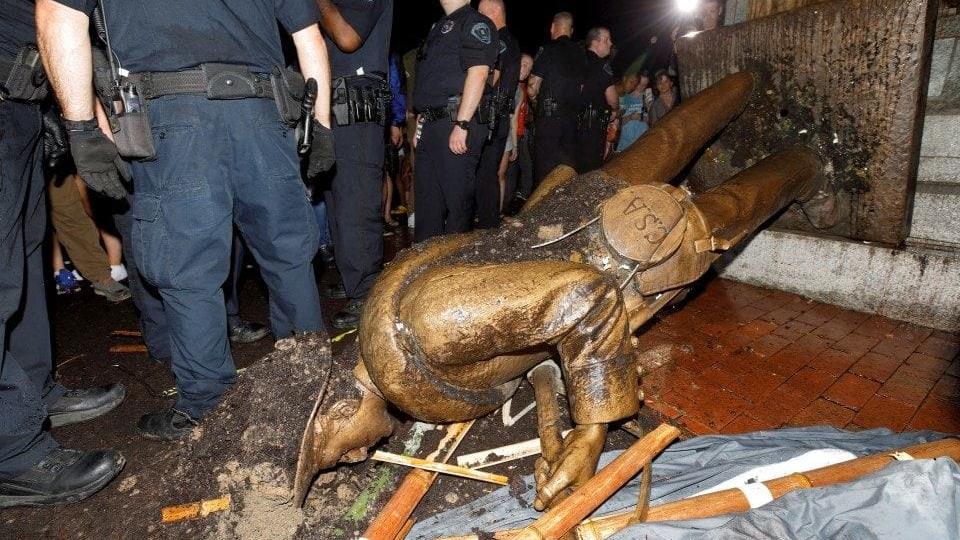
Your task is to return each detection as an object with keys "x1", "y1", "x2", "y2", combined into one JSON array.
[{"x1": 676, "y1": 0, "x2": 937, "y2": 245}]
